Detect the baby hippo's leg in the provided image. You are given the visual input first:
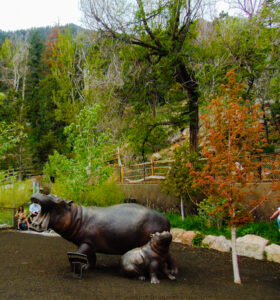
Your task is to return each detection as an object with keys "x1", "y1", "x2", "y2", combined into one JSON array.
[
  {"x1": 149, "y1": 261, "x2": 160, "y2": 284},
  {"x1": 162, "y1": 263, "x2": 176, "y2": 281},
  {"x1": 166, "y1": 253, "x2": 178, "y2": 275}
]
